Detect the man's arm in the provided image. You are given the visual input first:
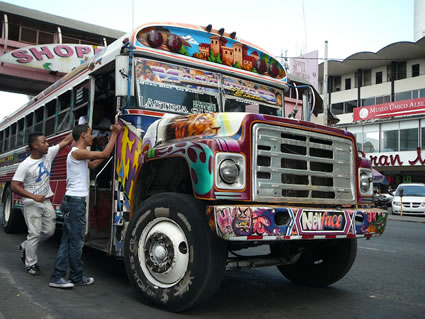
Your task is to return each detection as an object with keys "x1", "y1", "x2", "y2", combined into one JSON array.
[
  {"x1": 11, "y1": 181, "x2": 45, "y2": 203},
  {"x1": 58, "y1": 132, "x2": 74, "y2": 151},
  {"x1": 73, "y1": 124, "x2": 122, "y2": 169}
]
